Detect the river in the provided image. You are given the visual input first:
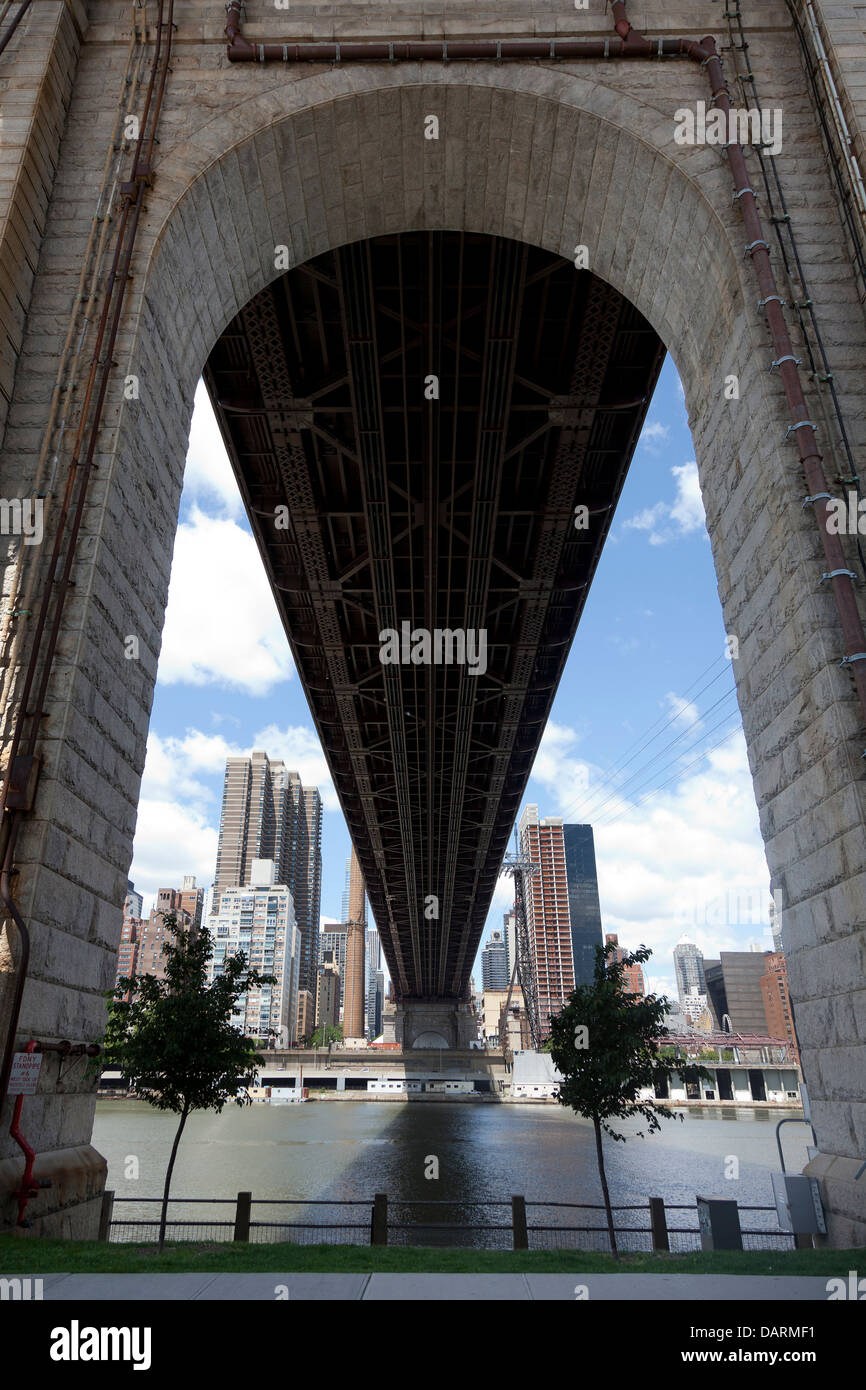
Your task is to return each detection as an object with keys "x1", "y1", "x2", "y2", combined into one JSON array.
[{"x1": 93, "y1": 1100, "x2": 809, "y2": 1247}]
